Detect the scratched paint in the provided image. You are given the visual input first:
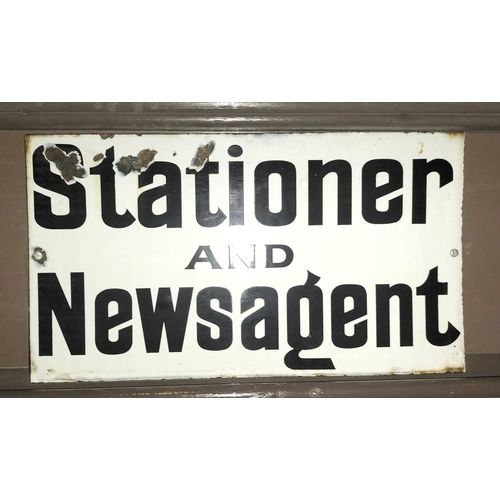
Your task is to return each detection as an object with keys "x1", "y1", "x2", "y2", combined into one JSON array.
[{"x1": 25, "y1": 132, "x2": 465, "y2": 383}]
